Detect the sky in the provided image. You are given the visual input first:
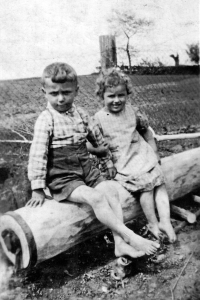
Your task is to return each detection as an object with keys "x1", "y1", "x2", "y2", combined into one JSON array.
[{"x1": 0, "y1": 0, "x2": 199, "y2": 80}]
